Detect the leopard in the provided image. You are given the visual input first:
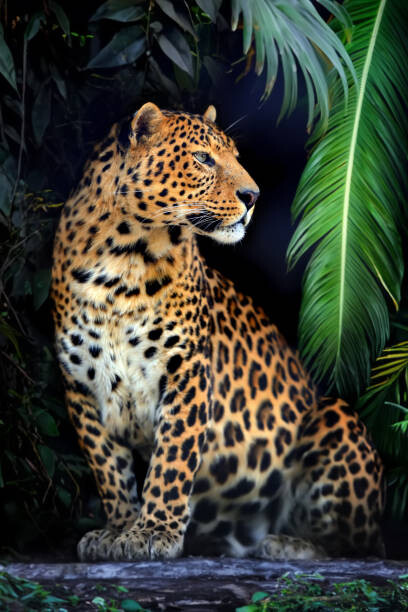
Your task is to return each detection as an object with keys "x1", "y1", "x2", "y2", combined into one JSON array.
[{"x1": 51, "y1": 102, "x2": 385, "y2": 561}]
